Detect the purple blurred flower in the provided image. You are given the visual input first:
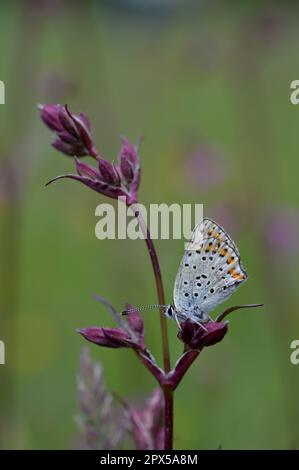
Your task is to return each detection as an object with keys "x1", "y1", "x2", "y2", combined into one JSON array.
[
  {"x1": 36, "y1": 71, "x2": 78, "y2": 101},
  {"x1": 126, "y1": 388, "x2": 164, "y2": 450},
  {"x1": 178, "y1": 319, "x2": 228, "y2": 351},
  {"x1": 260, "y1": 207, "x2": 299, "y2": 259},
  {"x1": 0, "y1": 158, "x2": 20, "y2": 203},
  {"x1": 39, "y1": 103, "x2": 96, "y2": 157},
  {"x1": 209, "y1": 202, "x2": 243, "y2": 237},
  {"x1": 76, "y1": 348, "x2": 125, "y2": 450},
  {"x1": 183, "y1": 144, "x2": 228, "y2": 192},
  {"x1": 251, "y1": 8, "x2": 286, "y2": 47}
]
